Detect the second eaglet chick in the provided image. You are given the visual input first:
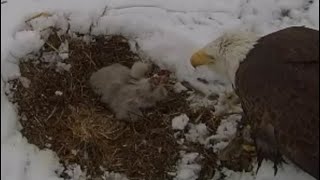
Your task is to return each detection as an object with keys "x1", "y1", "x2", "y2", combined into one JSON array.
[
  {"x1": 110, "y1": 78, "x2": 168, "y2": 121},
  {"x1": 89, "y1": 62, "x2": 150, "y2": 103},
  {"x1": 89, "y1": 62, "x2": 167, "y2": 121}
]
